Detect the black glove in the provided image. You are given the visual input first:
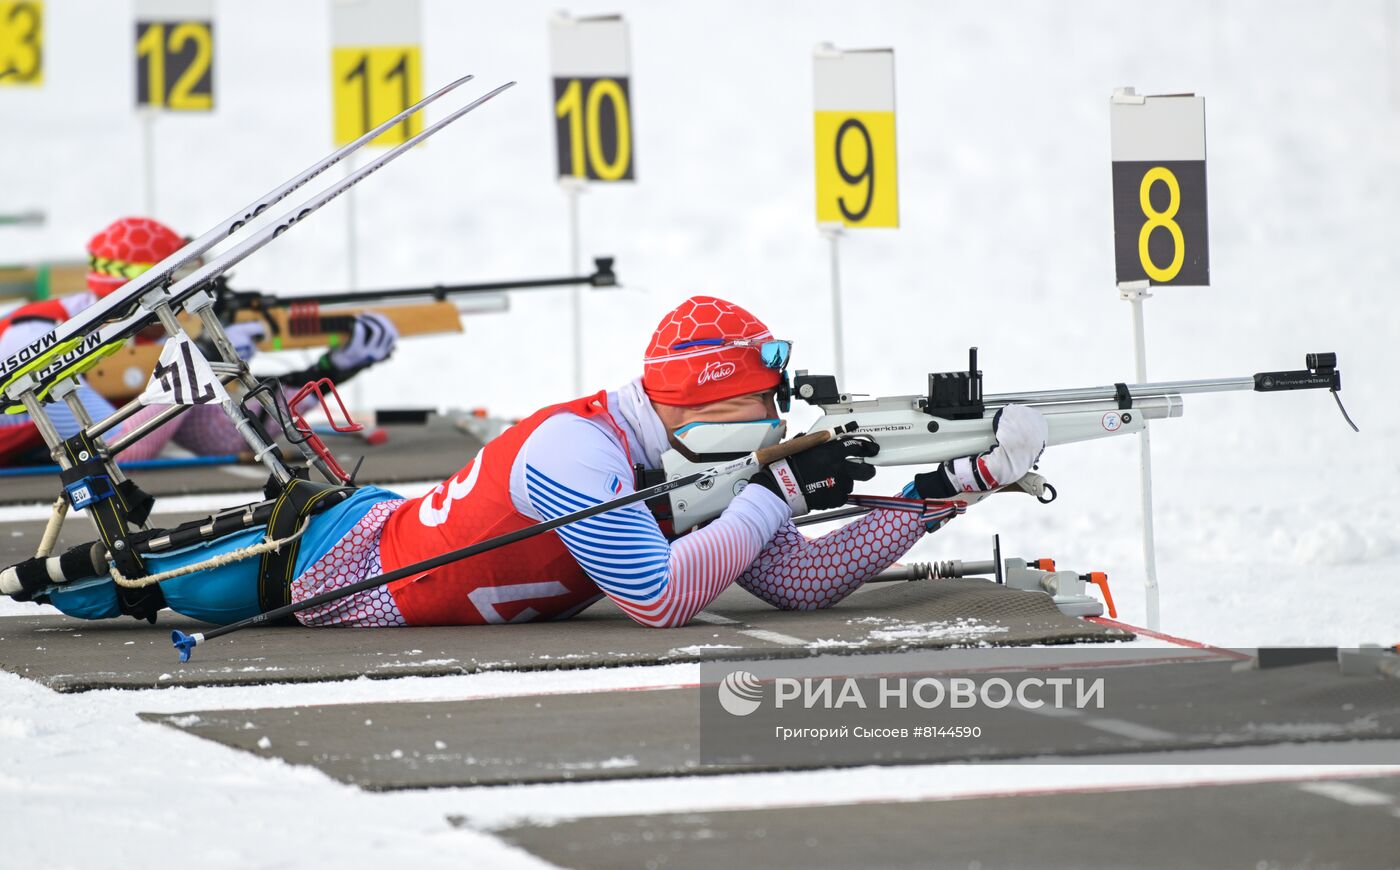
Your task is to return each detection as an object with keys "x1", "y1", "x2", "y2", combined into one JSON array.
[{"x1": 751, "y1": 436, "x2": 879, "y2": 515}]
